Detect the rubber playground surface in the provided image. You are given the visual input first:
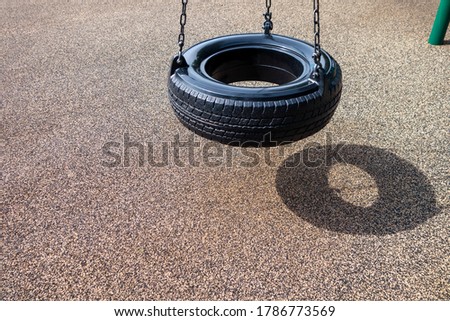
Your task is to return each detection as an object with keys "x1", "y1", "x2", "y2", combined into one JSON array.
[{"x1": 2, "y1": 0, "x2": 449, "y2": 300}]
